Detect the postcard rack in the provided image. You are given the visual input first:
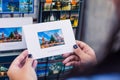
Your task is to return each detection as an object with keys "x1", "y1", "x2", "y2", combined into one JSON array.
[{"x1": 0, "y1": 0, "x2": 85, "y2": 80}]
